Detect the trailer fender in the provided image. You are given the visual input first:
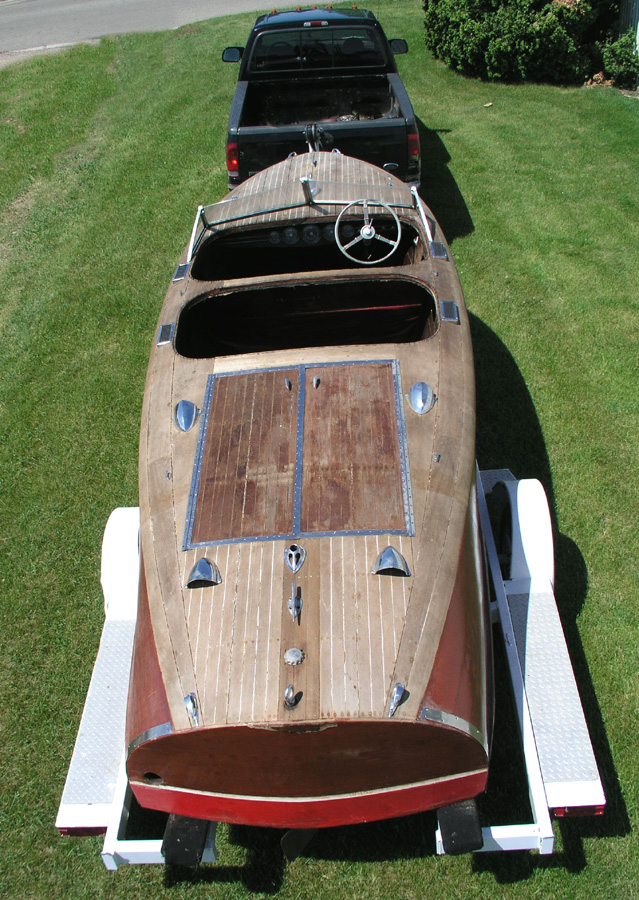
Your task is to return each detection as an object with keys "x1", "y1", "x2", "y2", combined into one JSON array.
[
  {"x1": 101, "y1": 507, "x2": 140, "y2": 619},
  {"x1": 498, "y1": 479, "x2": 554, "y2": 592}
]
